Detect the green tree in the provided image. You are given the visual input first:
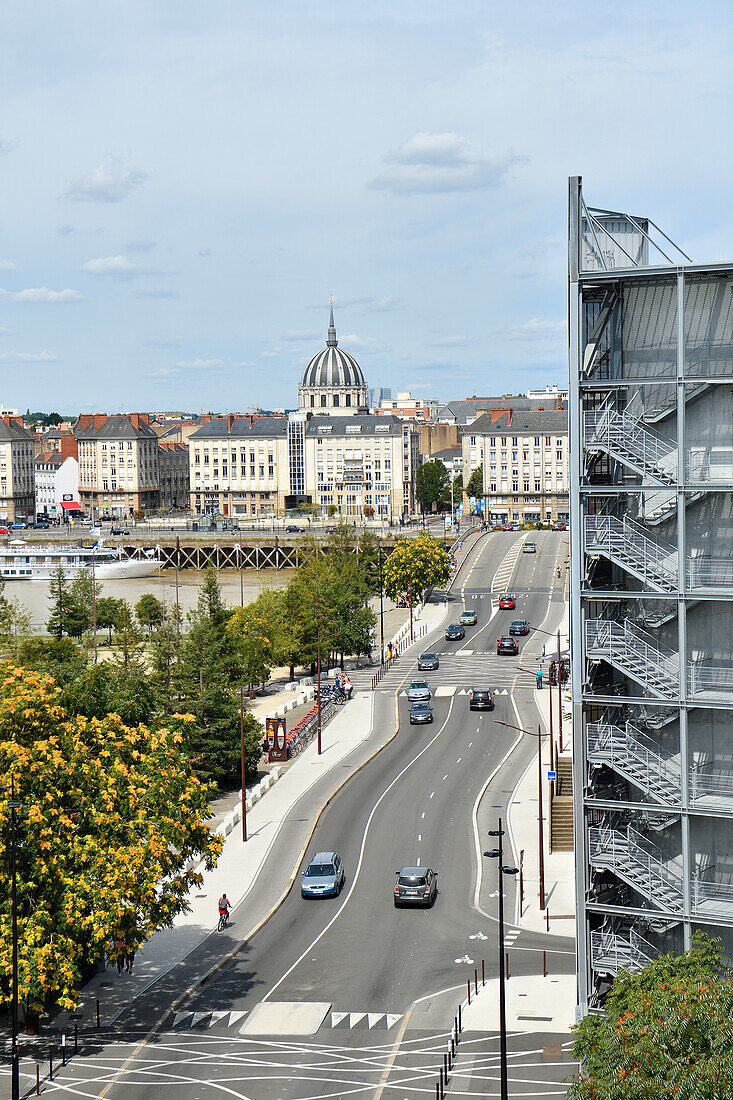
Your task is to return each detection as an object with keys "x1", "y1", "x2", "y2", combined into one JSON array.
[
  {"x1": 227, "y1": 603, "x2": 273, "y2": 690},
  {"x1": 569, "y1": 931, "x2": 733, "y2": 1099},
  {"x1": 47, "y1": 566, "x2": 73, "y2": 638},
  {"x1": 112, "y1": 600, "x2": 142, "y2": 668},
  {"x1": 96, "y1": 596, "x2": 125, "y2": 644},
  {"x1": 466, "y1": 465, "x2": 483, "y2": 499},
  {"x1": 17, "y1": 636, "x2": 88, "y2": 685},
  {"x1": 415, "y1": 460, "x2": 449, "y2": 514},
  {"x1": 60, "y1": 661, "x2": 156, "y2": 726},
  {"x1": 135, "y1": 593, "x2": 166, "y2": 636},
  {"x1": 382, "y1": 532, "x2": 451, "y2": 607},
  {"x1": 65, "y1": 568, "x2": 100, "y2": 637},
  {"x1": 0, "y1": 664, "x2": 221, "y2": 1014}
]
